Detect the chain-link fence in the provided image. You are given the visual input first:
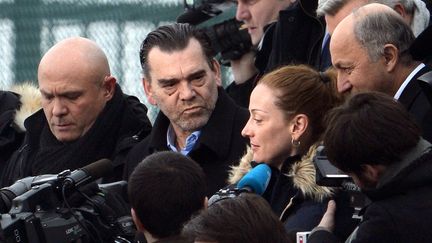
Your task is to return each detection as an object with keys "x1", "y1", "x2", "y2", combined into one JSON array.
[{"x1": 0, "y1": 0, "x2": 235, "y2": 121}]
